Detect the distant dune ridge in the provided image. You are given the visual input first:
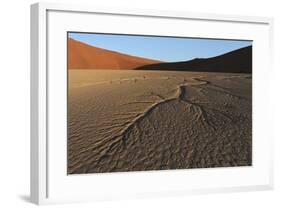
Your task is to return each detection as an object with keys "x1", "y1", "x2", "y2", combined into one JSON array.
[
  {"x1": 135, "y1": 46, "x2": 252, "y2": 73},
  {"x1": 68, "y1": 38, "x2": 162, "y2": 70},
  {"x1": 68, "y1": 37, "x2": 251, "y2": 73}
]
